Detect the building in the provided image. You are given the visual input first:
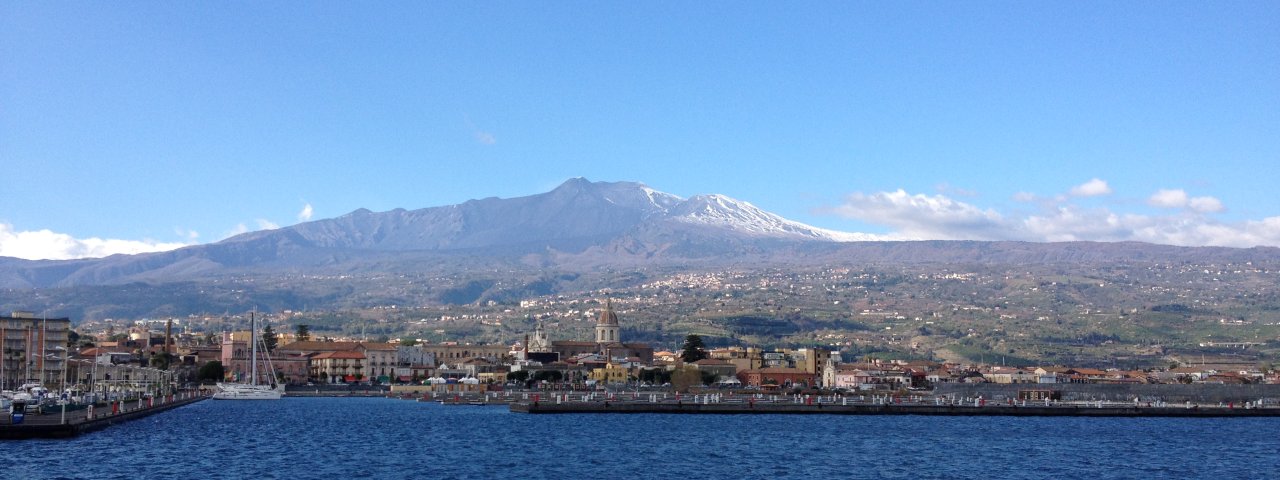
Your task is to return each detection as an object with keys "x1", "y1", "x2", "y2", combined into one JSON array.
[
  {"x1": 738, "y1": 367, "x2": 816, "y2": 388},
  {"x1": 549, "y1": 300, "x2": 653, "y2": 364},
  {"x1": 692, "y1": 358, "x2": 738, "y2": 382},
  {"x1": 394, "y1": 345, "x2": 436, "y2": 382},
  {"x1": 220, "y1": 335, "x2": 309, "y2": 384},
  {"x1": 790, "y1": 348, "x2": 832, "y2": 375},
  {"x1": 310, "y1": 351, "x2": 367, "y2": 383},
  {"x1": 1, "y1": 312, "x2": 71, "y2": 389},
  {"x1": 589, "y1": 362, "x2": 630, "y2": 384},
  {"x1": 710, "y1": 347, "x2": 763, "y2": 373},
  {"x1": 527, "y1": 321, "x2": 553, "y2": 353},
  {"x1": 277, "y1": 341, "x2": 405, "y2": 383}
]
